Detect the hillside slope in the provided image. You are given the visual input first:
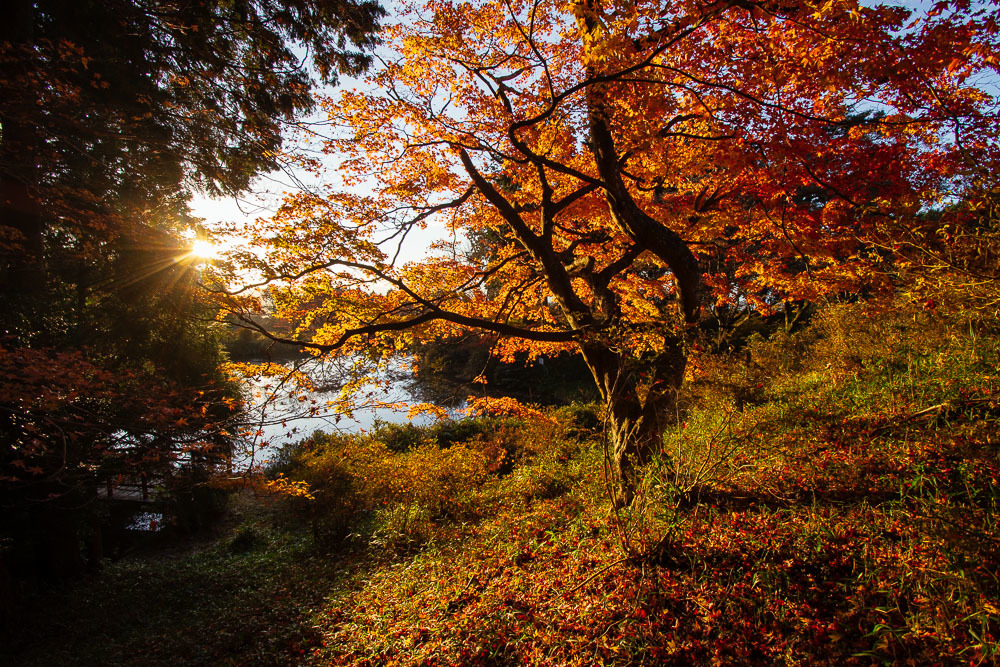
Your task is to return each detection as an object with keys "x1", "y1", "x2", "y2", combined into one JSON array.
[{"x1": 5, "y1": 298, "x2": 998, "y2": 666}]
